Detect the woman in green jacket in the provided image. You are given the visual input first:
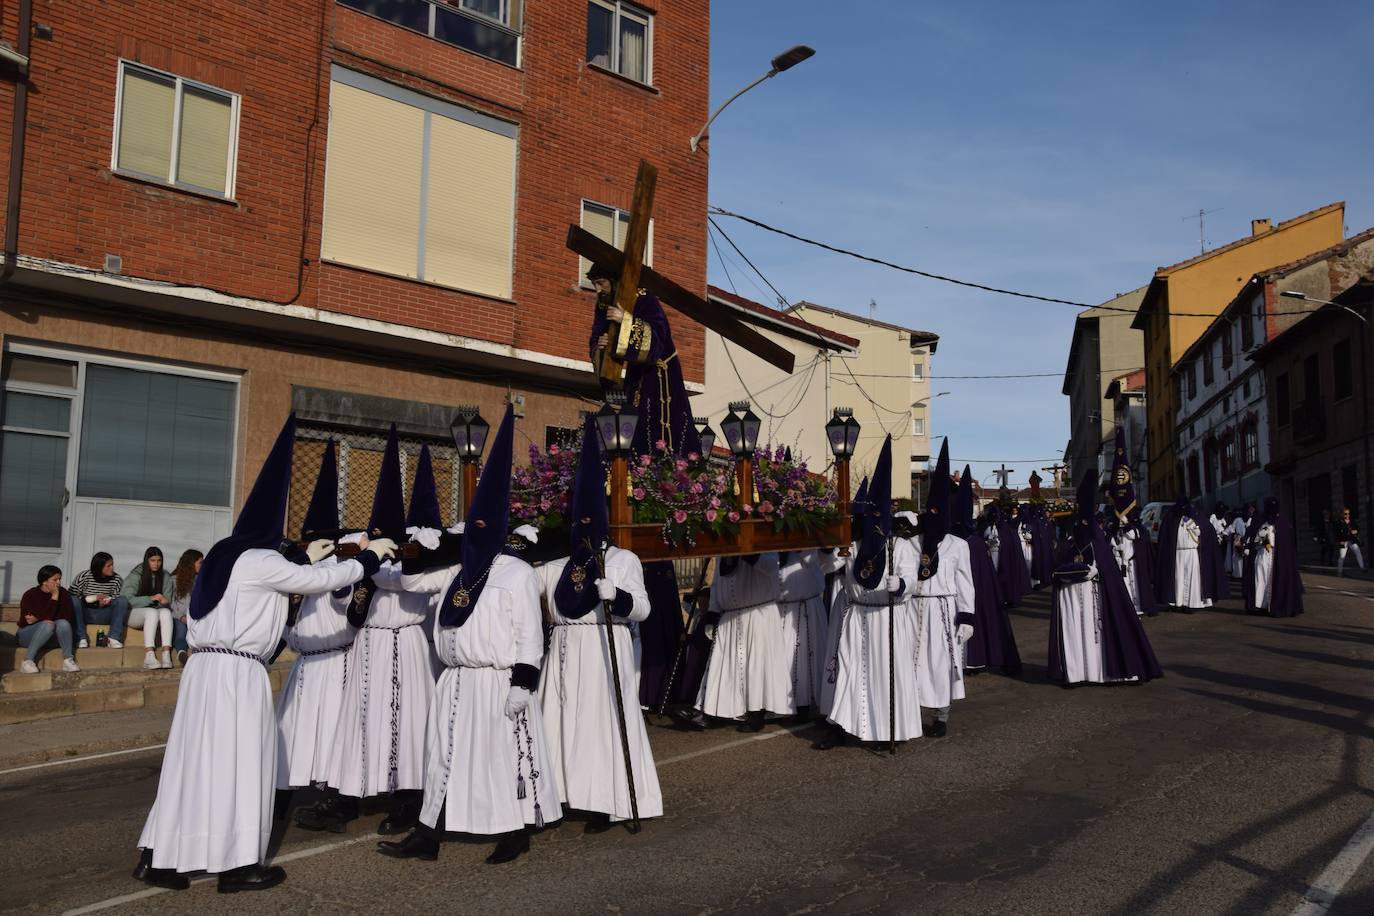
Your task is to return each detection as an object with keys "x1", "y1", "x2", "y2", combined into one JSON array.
[{"x1": 122, "y1": 546, "x2": 174, "y2": 670}]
